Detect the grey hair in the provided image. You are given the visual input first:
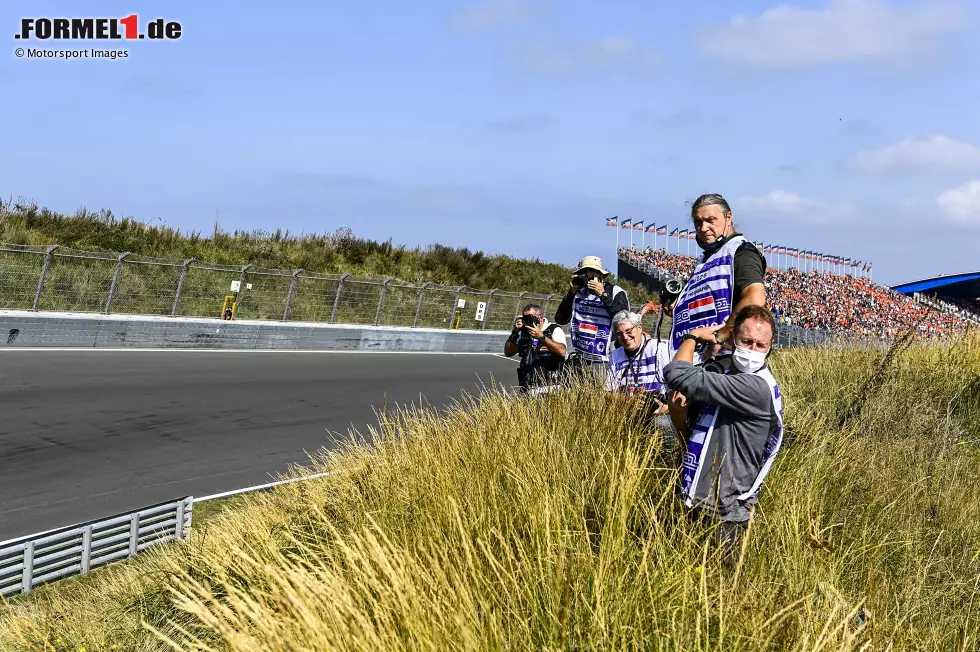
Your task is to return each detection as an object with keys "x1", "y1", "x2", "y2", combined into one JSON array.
[
  {"x1": 689, "y1": 193, "x2": 737, "y2": 231},
  {"x1": 612, "y1": 310, "x2": 643, "y2": 331}
]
